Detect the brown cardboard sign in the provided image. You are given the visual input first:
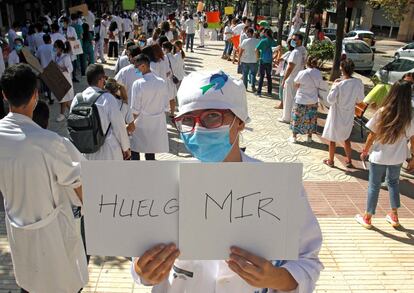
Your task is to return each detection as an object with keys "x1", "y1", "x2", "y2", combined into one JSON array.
[
  {"x1": 21, "y1": 47, "x2": 43, "y2": 73},
  {"x1": 39, "y1": 62, "x2": 71, "y2": 101},
  {"x1": 69, "y1": 4, "x2": 88, "y2": 16}
]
